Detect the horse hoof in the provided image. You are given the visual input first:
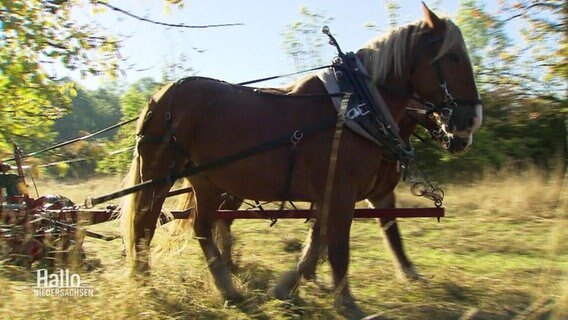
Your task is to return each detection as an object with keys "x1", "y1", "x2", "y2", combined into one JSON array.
[
  {"x1": 337, "y1": 304, "x2": 368, "y2": 320},
  {"x1": 268, "y1": 270, "x2": 301, "y2": 300},
  {"x1": 401, "y1": 265, "x2": 427, "y2": 283},
  {"x1": 221, "y1": 290, "x2": 244, "y2": 303},
  {"x1": 133, "y1": 258, "x2": 151, "y2": 273},
  {"x1": 335, "y1": 295, "x2": 368, "y2": 320},
  {"x1": 130, "y1": 260, "x2": 151, "y2": 282}
]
